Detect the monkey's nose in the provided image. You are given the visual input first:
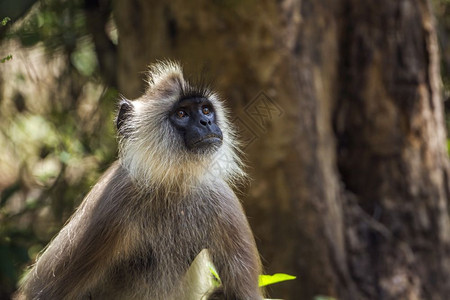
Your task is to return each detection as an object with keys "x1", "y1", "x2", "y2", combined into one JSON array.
[{"x1": 199, "y1": 119, "x2": 211, "y2": 126}]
